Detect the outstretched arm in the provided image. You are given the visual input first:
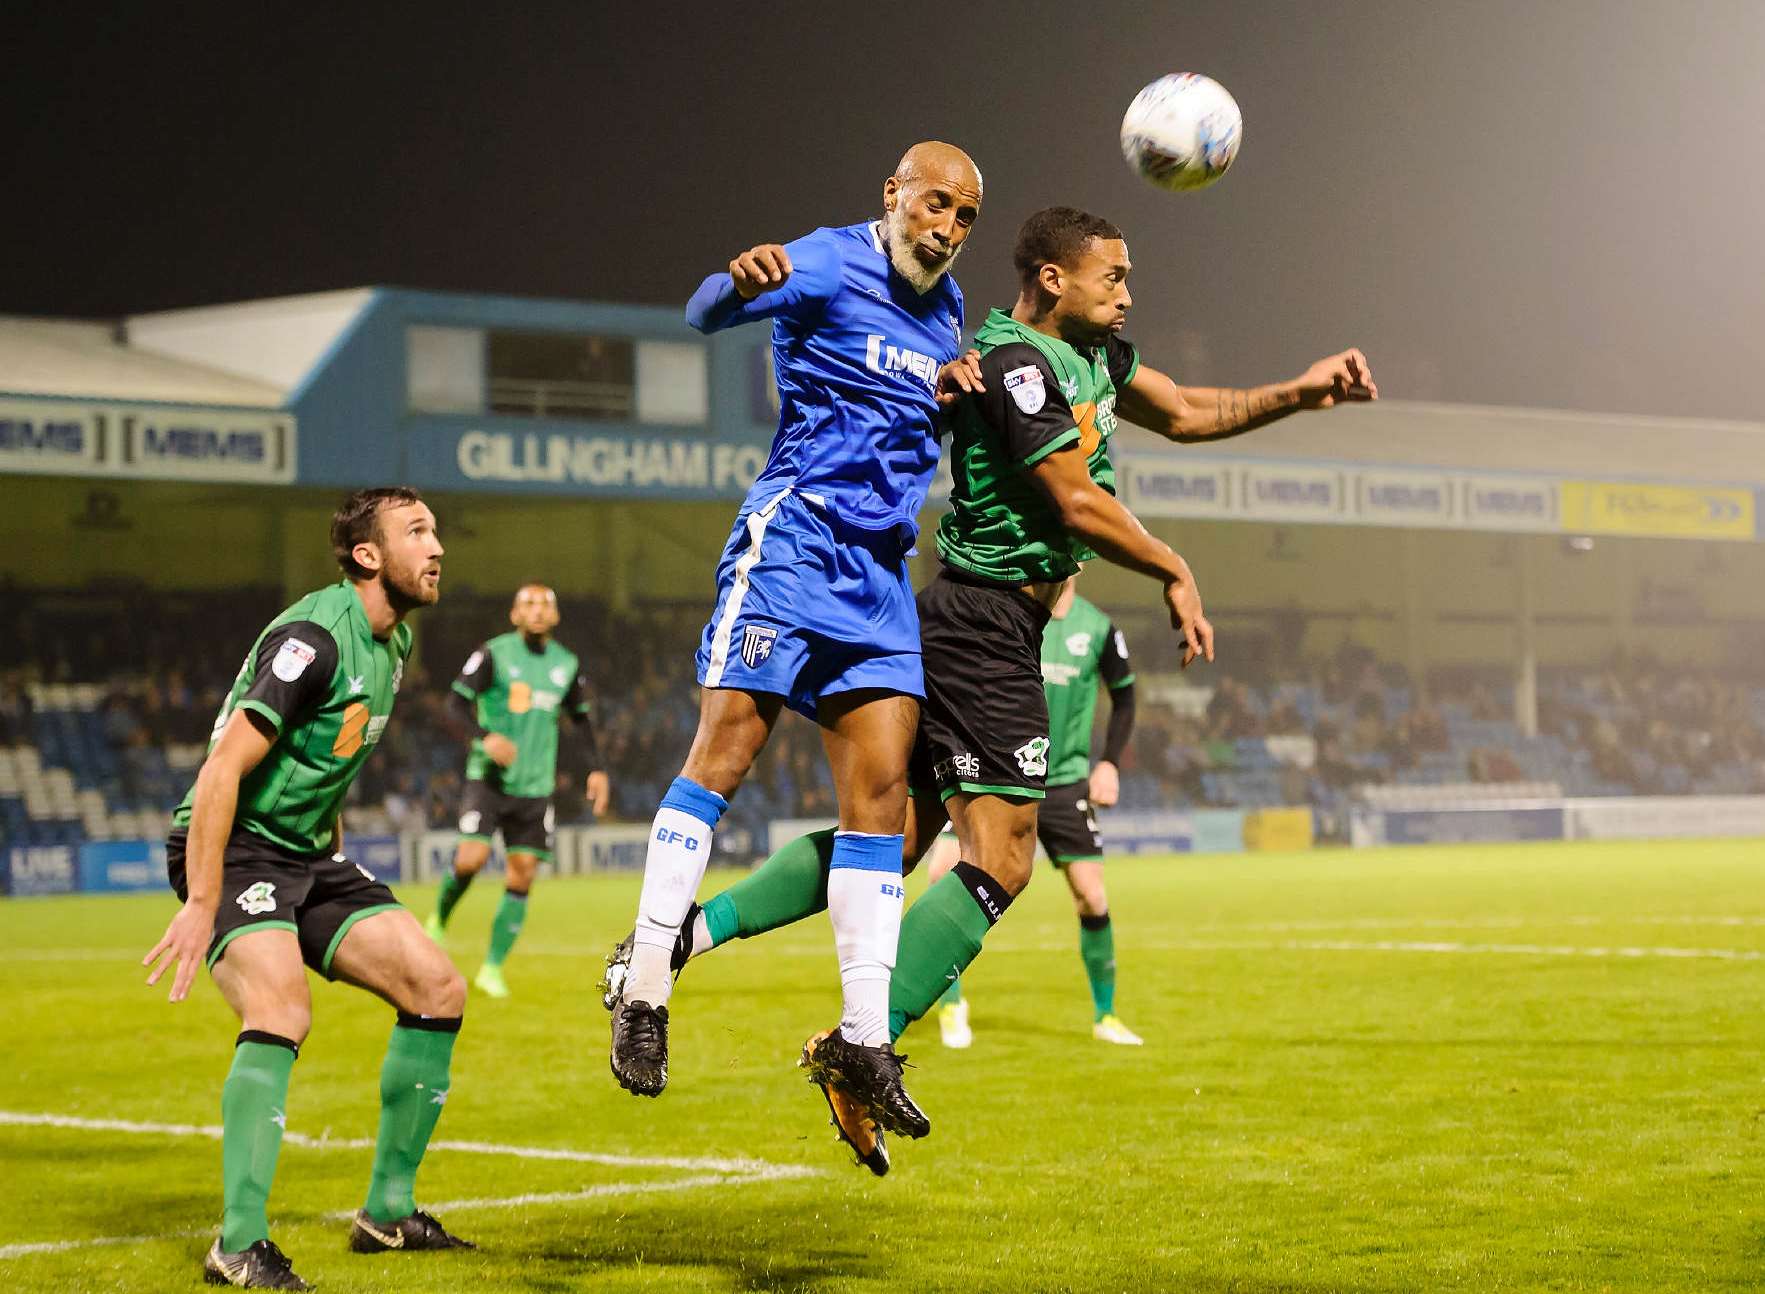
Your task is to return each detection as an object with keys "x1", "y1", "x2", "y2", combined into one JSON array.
[
  {"x1": 1027, "y1": 447, "x2": 1215, "y2": 668},
  {"x1": 1116, "y1": 349, "x2": 1377, "y2": 443},
  {"x1": 685, "y1": 237, "x2": 841, "y2": 334}
]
